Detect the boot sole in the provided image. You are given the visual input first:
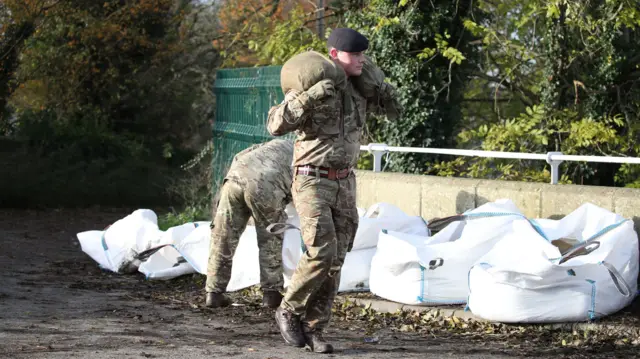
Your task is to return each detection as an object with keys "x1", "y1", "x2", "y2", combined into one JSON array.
[{"x1": 309, "y1": 346, "x2": 334, "y2": 354}]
